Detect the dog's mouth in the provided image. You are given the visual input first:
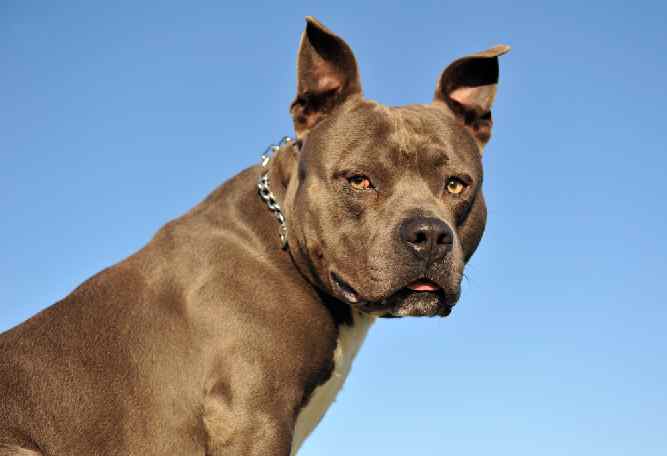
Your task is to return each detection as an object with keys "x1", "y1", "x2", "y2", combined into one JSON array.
[
  {"x1": 331, "y1": 271, "x2": 363, "y2": 304},
  {"x1": 330, "y1": 272, "x2": 456, "y2": 318}
]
